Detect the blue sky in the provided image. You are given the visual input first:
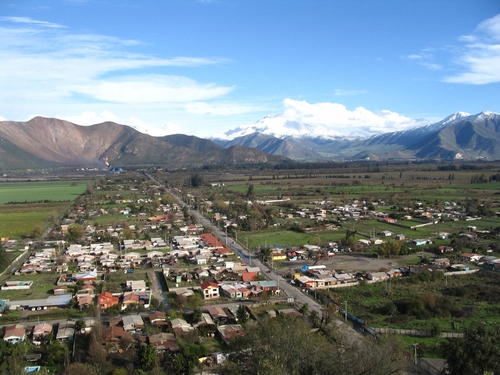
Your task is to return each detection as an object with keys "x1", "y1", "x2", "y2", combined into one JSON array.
[{"x1": 1, "y1": 0, "x2": 500, "y2": 137}]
